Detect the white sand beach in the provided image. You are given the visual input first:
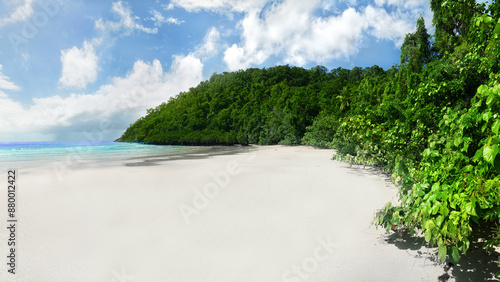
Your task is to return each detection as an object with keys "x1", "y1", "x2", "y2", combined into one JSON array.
[{"x1": 1, "y1": 146, "x2": 448, "y2": 281}]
